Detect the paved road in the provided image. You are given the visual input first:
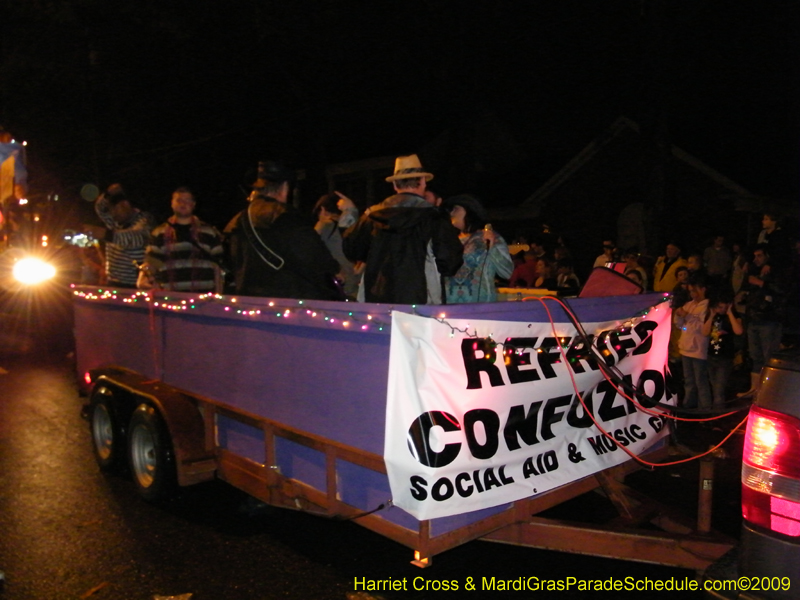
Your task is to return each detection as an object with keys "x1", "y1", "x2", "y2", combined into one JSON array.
[{"x1": 0, "y1": 348, "x2": 744, "y2": 600}]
